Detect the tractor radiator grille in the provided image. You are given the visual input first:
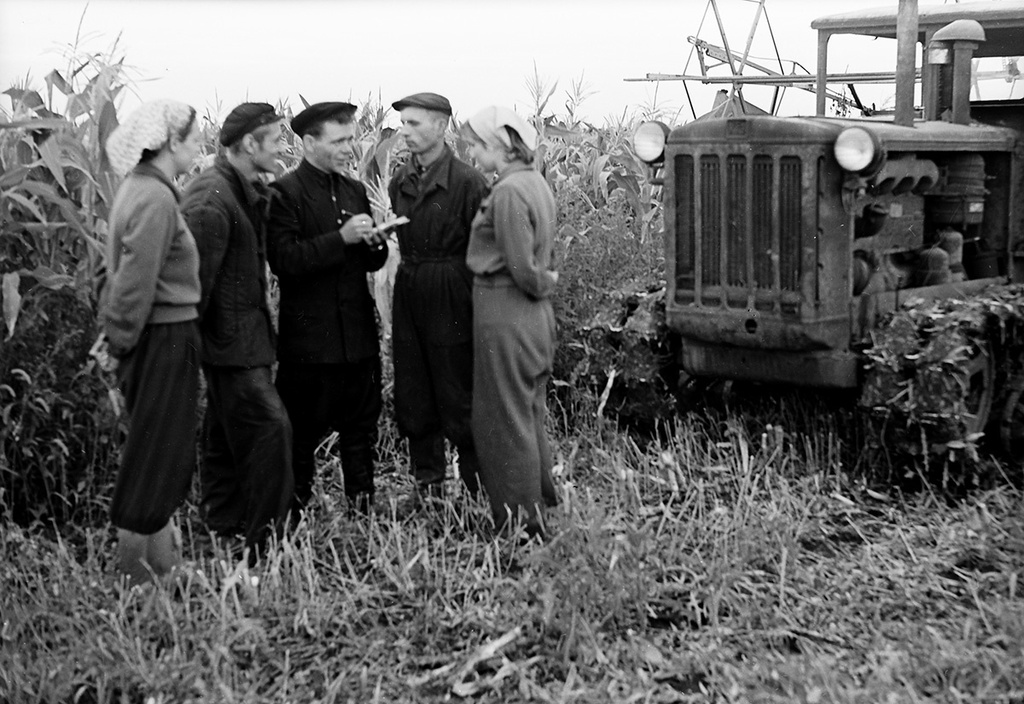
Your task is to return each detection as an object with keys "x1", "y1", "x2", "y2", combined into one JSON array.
[{"x1": 674, "y1": 152, "x2": 806, "y2": 310}]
